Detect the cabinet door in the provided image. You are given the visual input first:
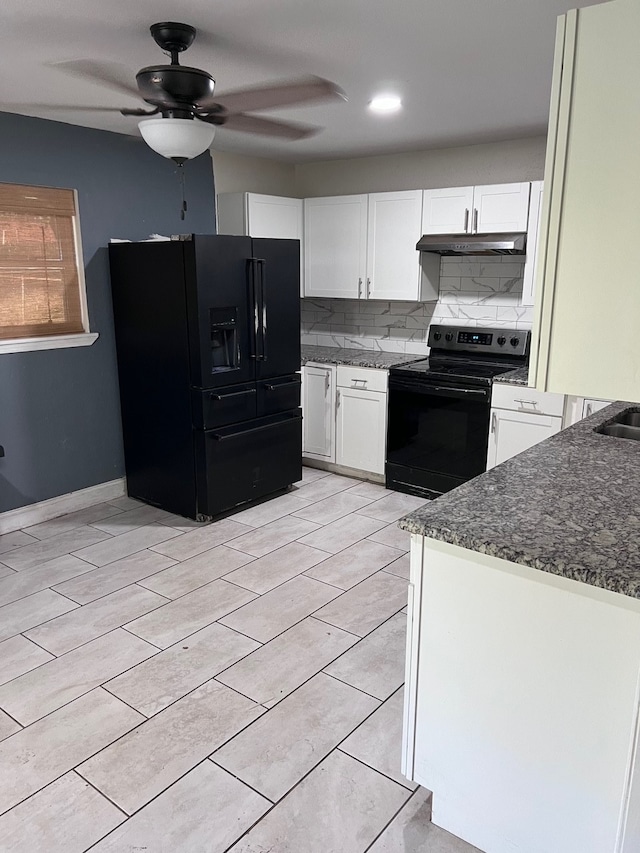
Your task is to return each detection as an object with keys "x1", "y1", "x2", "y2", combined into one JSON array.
[
  {"x1": 421, "y1": 187, "x2": 474, "y2": 235},
  {"x1": 336, "y1": 387, "x2": 387, "y2": 474},
  {"x1": 304, "y1": 196, "x2": 367, "y2": 299},
  {"x1": 302, "y1": 365, "x2": 335, "y2": 460},
  {"x1": 582, "y1": 398, "x2": 611, "y2": 419},
  {"x1": 246, "y1": 195, "x2": 304, "y2": 298},
  {"x1": 246, "y1": 194, "x2": 303, "y2": 240},
  {"x1": 530, "y1": 3, "x2": 640, "y2": 401},
  {"x1": 472, "y1": 183, "x2": 530, "y2": 233},
  {"x1": 487, "y1": 409, "x2": 562, "y2": 469},
  {"x1": 521, "y1": 182, "x2": 543, "y2": 307},
  {"x1": 366, "y1": 191, "x2": 423, "y2": 301}
]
